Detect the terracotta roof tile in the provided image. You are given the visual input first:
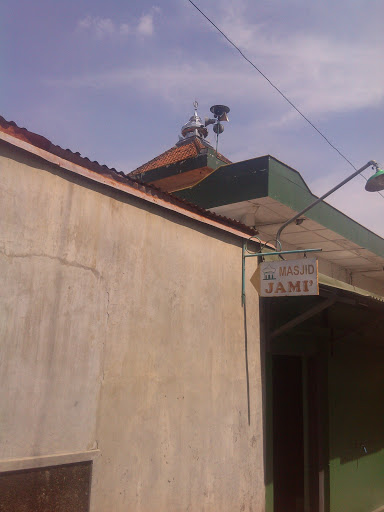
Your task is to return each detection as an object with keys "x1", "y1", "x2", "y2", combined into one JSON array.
[
  {"x1": 0, "y1": 115, "x2": 255, "y2": 237},
  {"x1": 130, "y1": 137, "x2": 231, "y2": 176}
]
